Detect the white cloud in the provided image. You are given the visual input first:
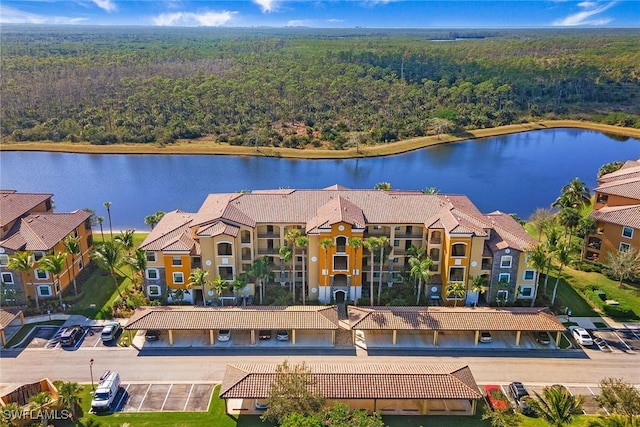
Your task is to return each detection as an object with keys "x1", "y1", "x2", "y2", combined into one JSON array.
[
  {"x1": 0, "y1": 5, "x2": 87, "y2": 24},
  {"x1": 554, "y1": 1, "x2": 616, "y2": 26},
  {"x1": 153, "y1": 10, "x2": 236, "y2": 26},
  {"x1": 287, "y1": 19, "x2": 312, "y2": 26},
  {"x1": 327, "y1": 18, "x2": 343, "y2": 23},
  {"x1": 92, "y1": 0, "x2": 117, "y2": 13},
  {"x1": 254, "y1": 0, "x2": 278, "y2": 13}
]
